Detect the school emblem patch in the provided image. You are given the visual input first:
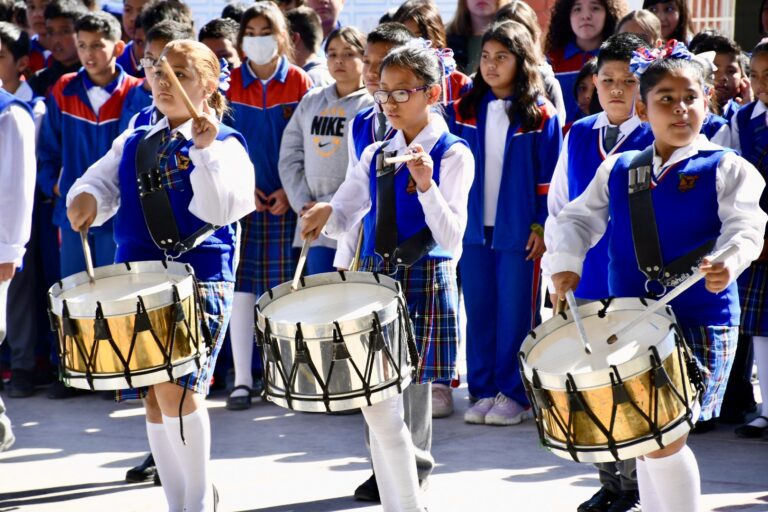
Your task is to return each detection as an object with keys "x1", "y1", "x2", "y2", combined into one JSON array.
[
  {"x1": 282, "y1": 105, "x2": 294, "y2": 119},
  {"x1": 678, "y1": 173, "x2": 698, "y2": 192},
  {"x1": 175, "y1": 153, "x2": 191, "y2": 171}
]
